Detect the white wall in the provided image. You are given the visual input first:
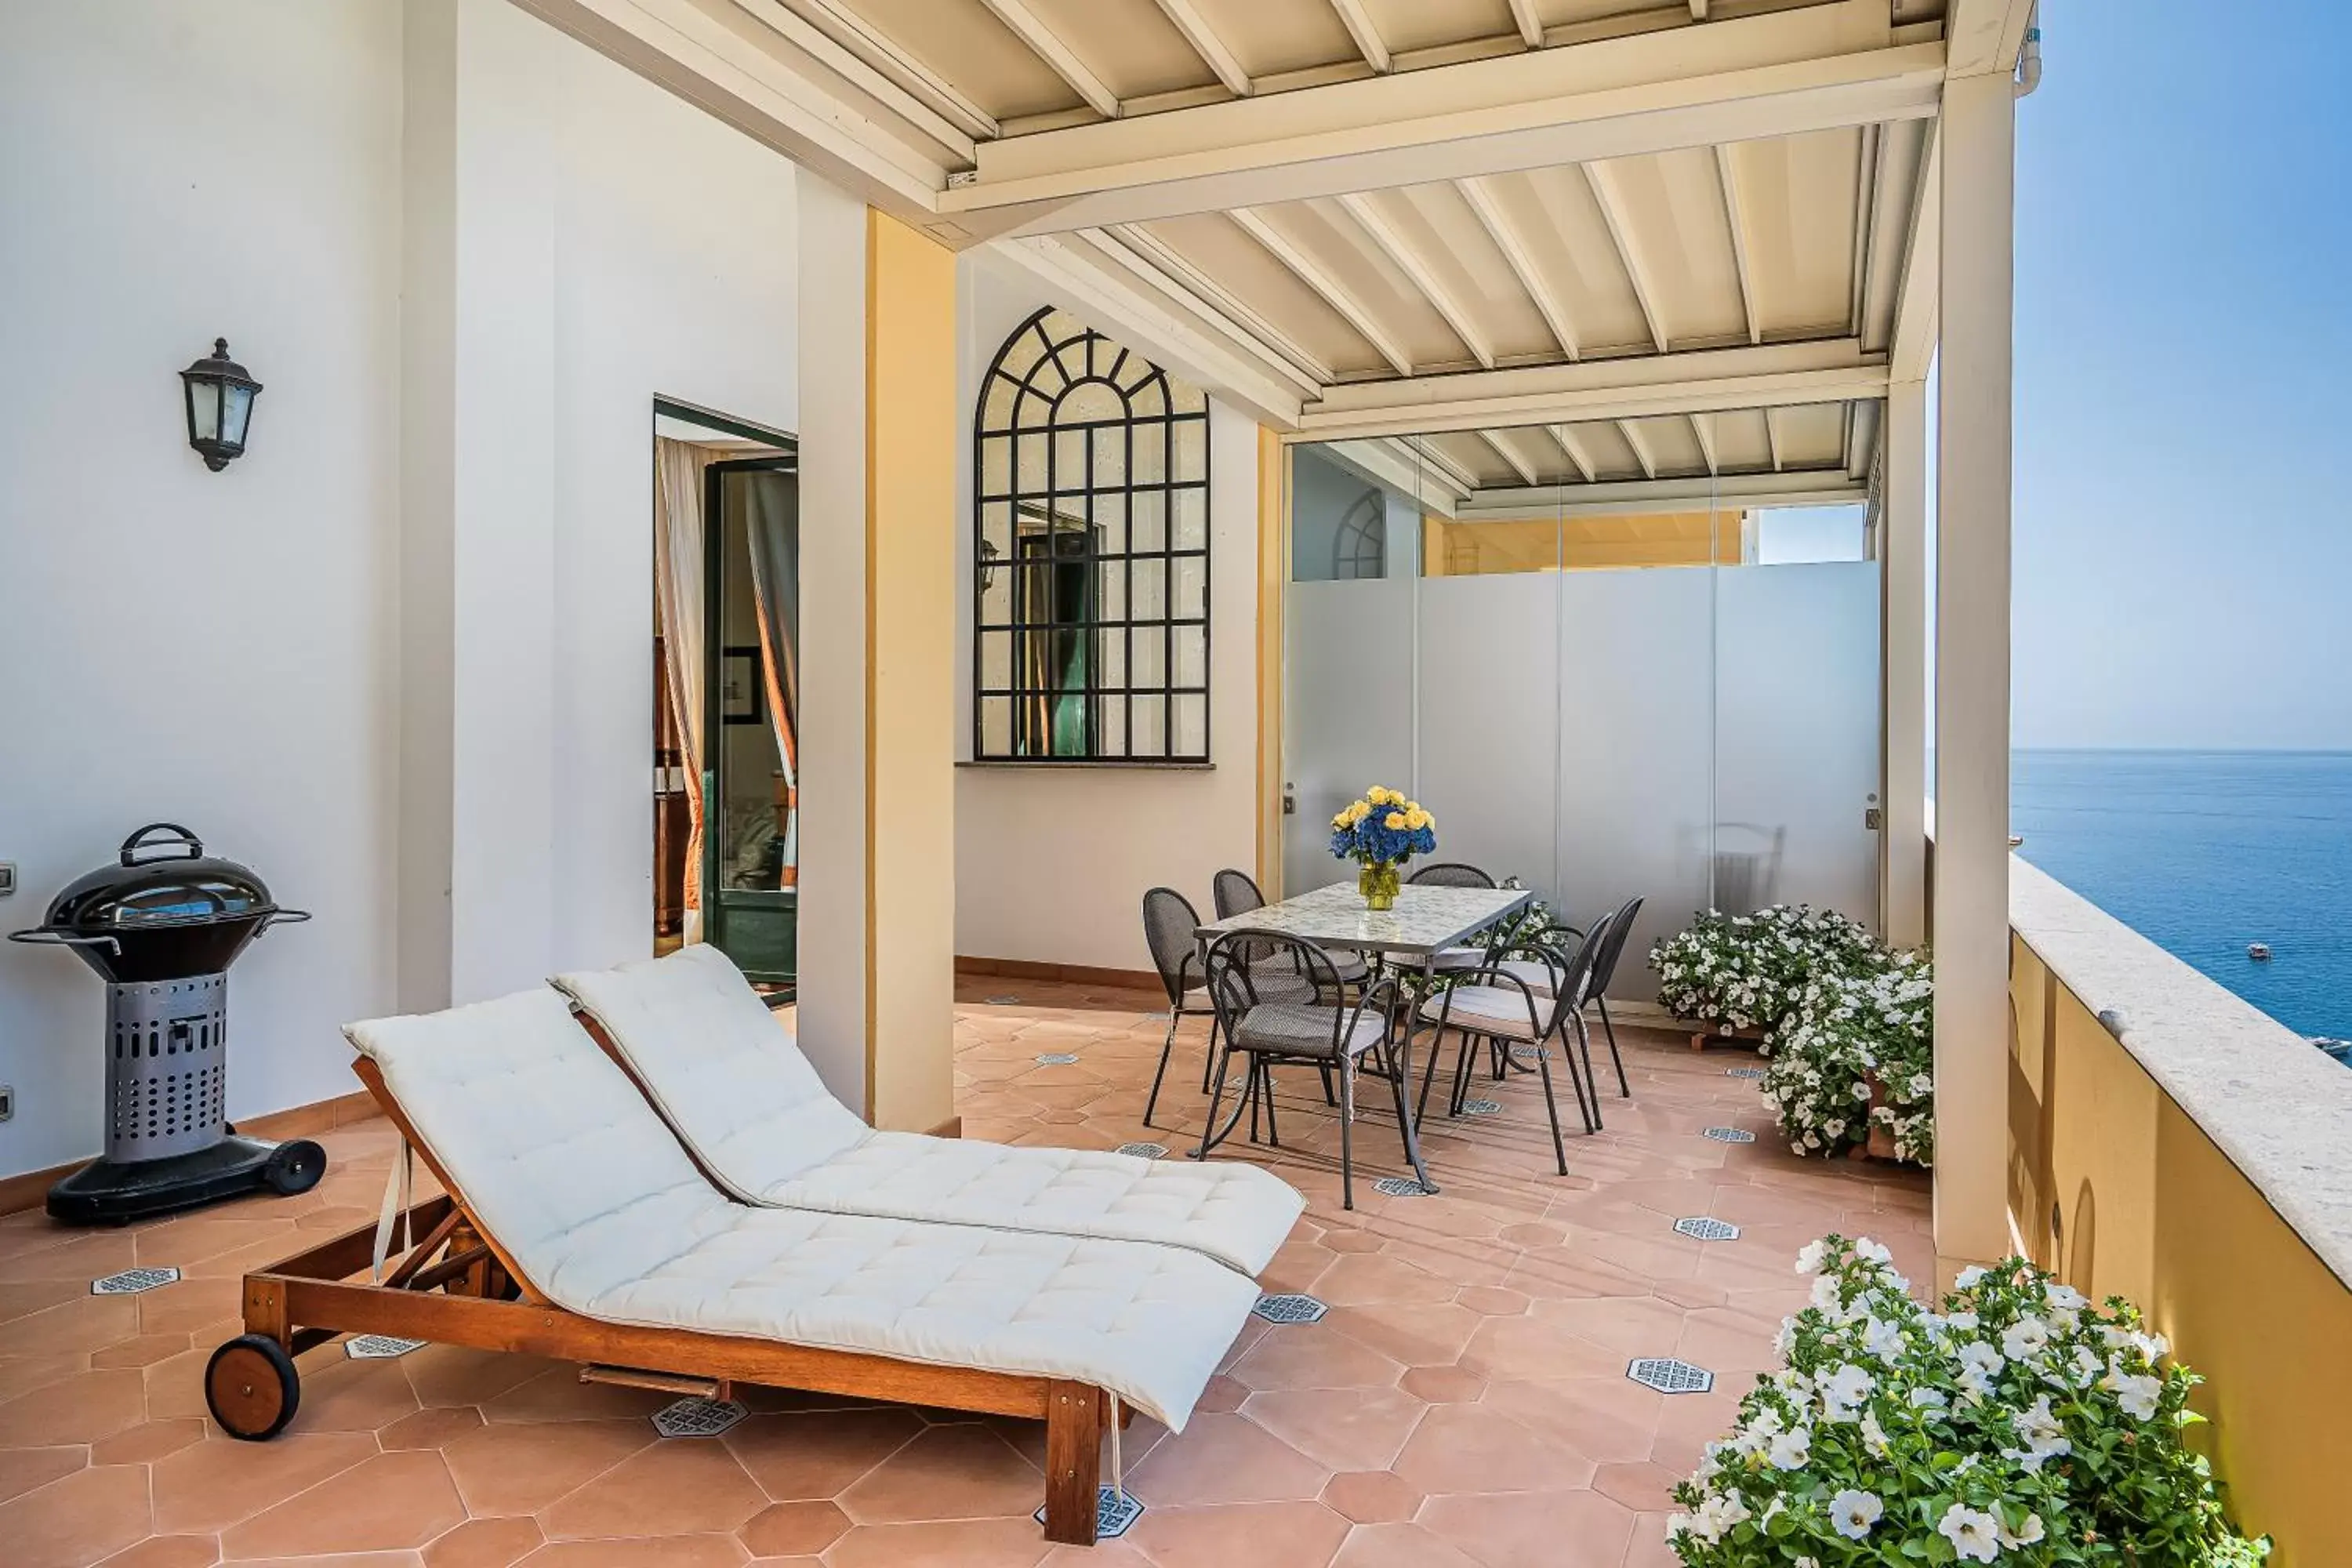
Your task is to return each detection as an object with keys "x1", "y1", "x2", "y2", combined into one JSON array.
[
  {"x1": 0, "y1": 0, "x2": 804, "y2": 1180},
  {"x1": 0, "y1": 1, "x2": 405, "y2": 1177},
  {"x1": 953, "y1": 254, "x2": 1262, "y2": 974}
]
